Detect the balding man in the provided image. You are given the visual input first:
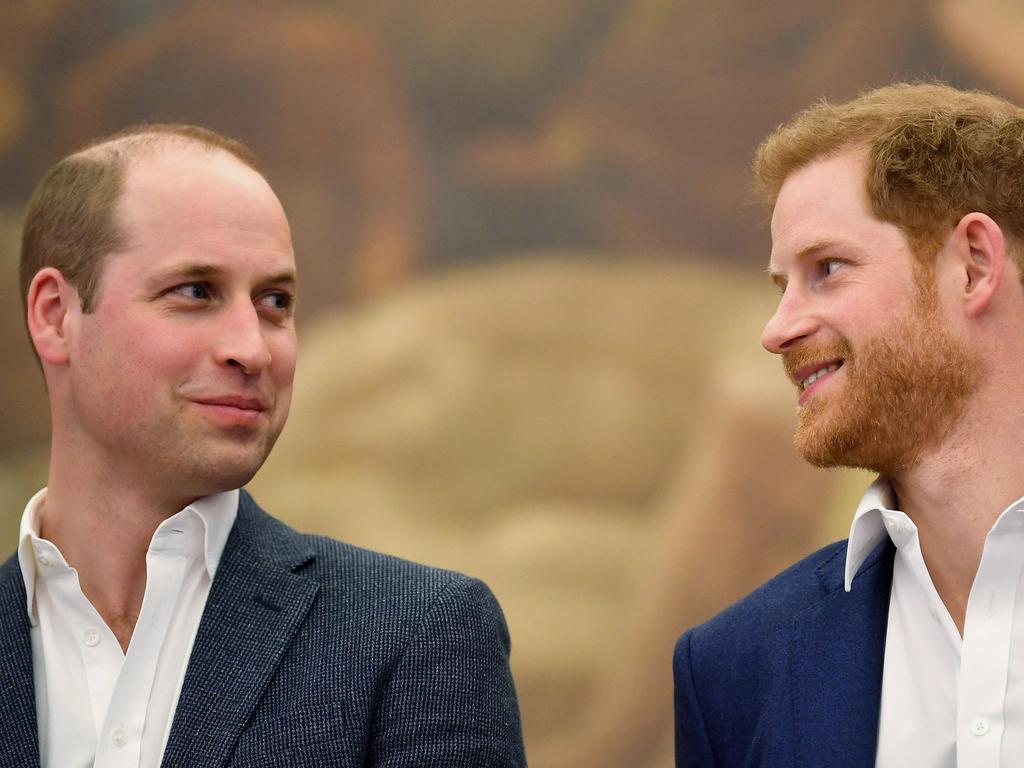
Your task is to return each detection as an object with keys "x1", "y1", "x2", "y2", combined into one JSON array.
[{"x1": 0, "y1": 124, "x2": 526, "y2": 767}]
